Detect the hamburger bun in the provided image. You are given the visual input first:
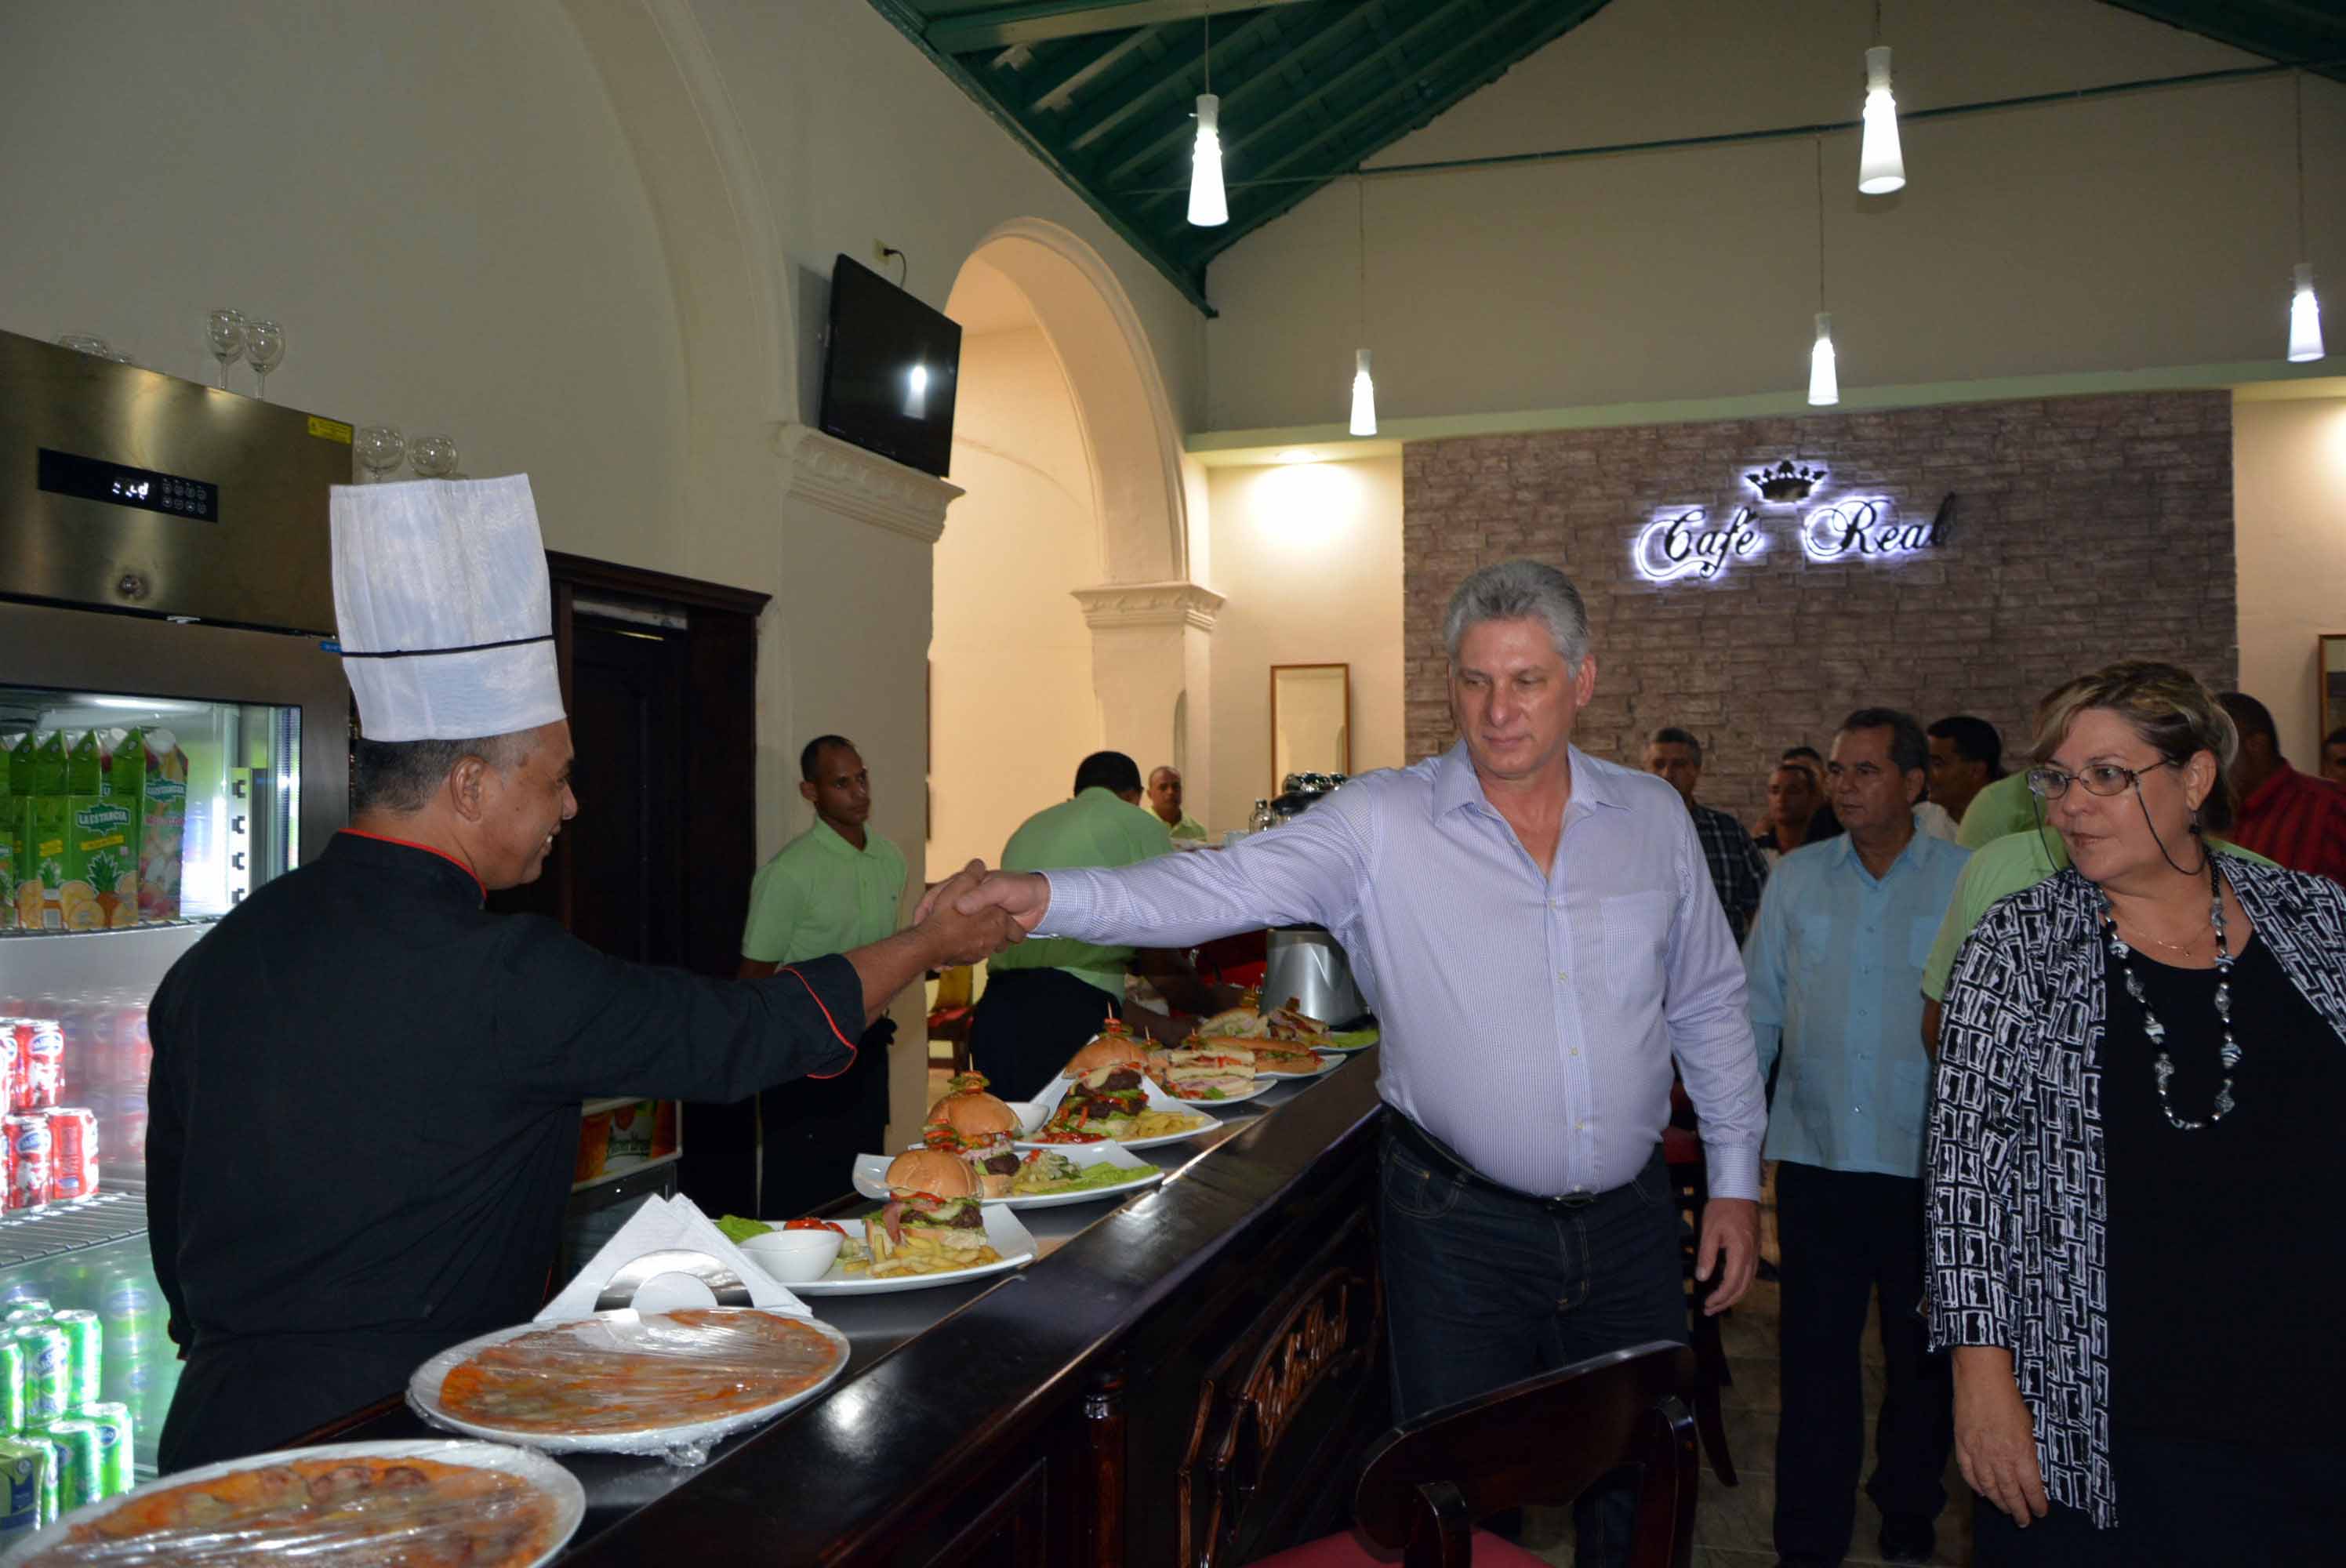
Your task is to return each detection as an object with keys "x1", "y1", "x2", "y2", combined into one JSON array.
[
  {"x1": 885, "y1": 1148, "x2": 977, "y2": 1198},
  {"x1": 1065, "y1": 1029, "x2": 1149, "y2": 1080},
  {"x1": 933, "y1": 1088, "x2": 1022, "y2": 1138}
]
